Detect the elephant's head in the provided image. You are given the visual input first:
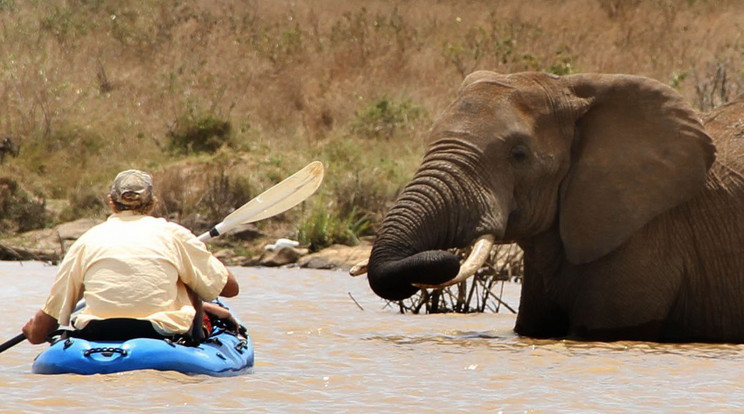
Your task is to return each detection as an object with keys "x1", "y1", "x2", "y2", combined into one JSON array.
[{"x1": 366, "y1": 71, "x2": 715, "y2": 301}]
